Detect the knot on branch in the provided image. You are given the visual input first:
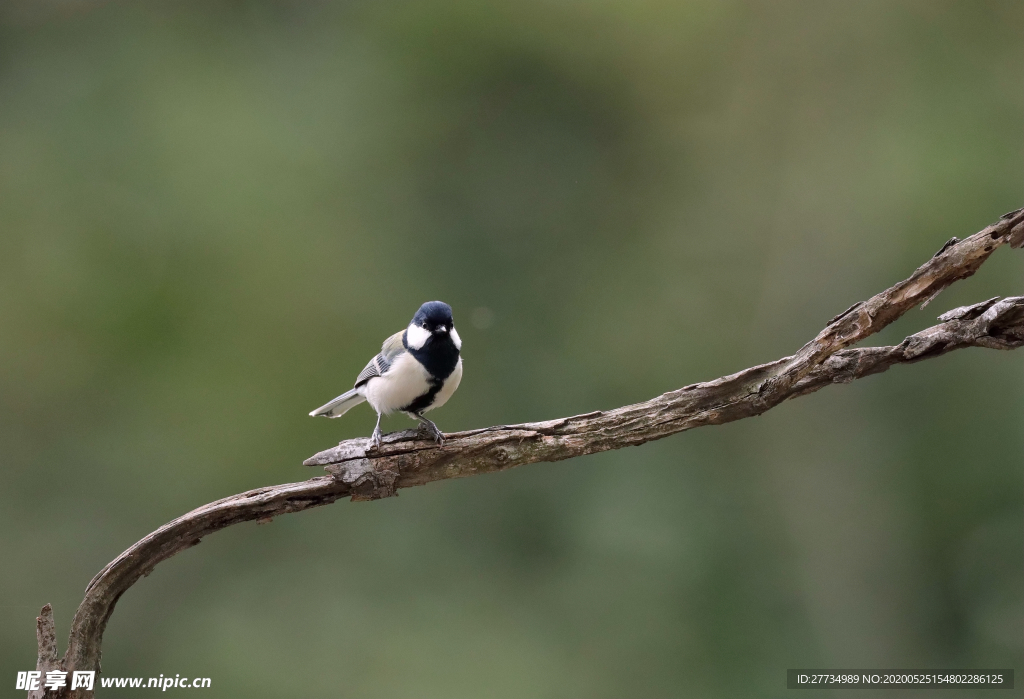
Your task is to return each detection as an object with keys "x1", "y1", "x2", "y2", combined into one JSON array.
[
  {"x1": 332, "y1": 459, "x2": 400, "y2": 501},
  {"x1": 973, "y1": 297, "x2": 1024, "y2": 348},
  {"x1": 937, "y1": 297, "x2": 1002, "y2": 322}
]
